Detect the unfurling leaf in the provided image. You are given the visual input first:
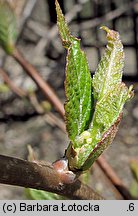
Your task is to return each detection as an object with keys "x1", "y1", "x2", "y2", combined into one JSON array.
[
  {"x1": 56, "y1": 0, "x2": 133, "y2": 171},
  {"x1": 65, "y1": 40, "x2": 93, "y2": 142},
  {"x1": 93, "y1": 26, "x2": 124, "y2": 101},
  {"x1": 0, "y1": 0, "x2": 17, "y2": 54},
  {"x1": 56, "y1": 0, "x2": 93, "y2": 142},
  {"x1": 25, "y1": 188, "x2": 64, "y2": 200}
]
